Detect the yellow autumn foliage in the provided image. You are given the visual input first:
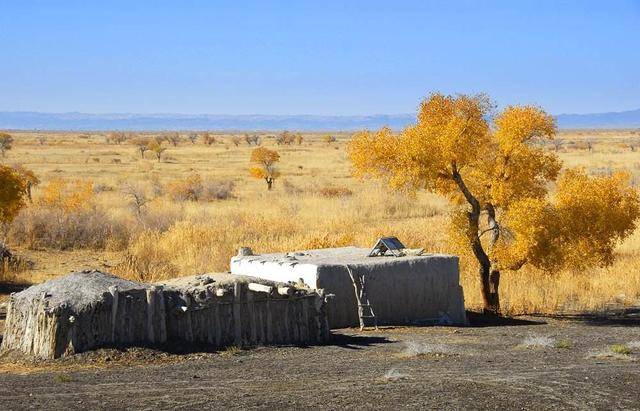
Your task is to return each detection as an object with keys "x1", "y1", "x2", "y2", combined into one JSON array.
[
  {"x1": 0, "y1": 165, "x2": 28, "y2": 223},
  {"x1": 496, "y1": 169, "x2": 640, "y2": 272},
  {"x1": 38, "y1": 178, "x2": 95, "y2": 212},
  {"x1": 348, "y1": 92, "x2": 640, "y2": 312},
  {"x1": 249, "y1": 147, "x2": 281, "y2": 189}
]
